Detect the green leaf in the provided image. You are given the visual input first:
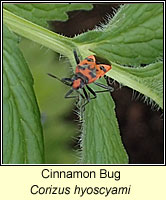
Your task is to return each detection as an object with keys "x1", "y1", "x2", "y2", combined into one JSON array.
[
  {"x1": 3, "y1": 9, "x2": 75, "y2": 60},
  {"x1": 108, "y1": 61, "x2": 163, "y2": 109},
  {"x1": 3, "y1": 24, "x2": 44, "y2": 164},
  {"x1": 74, "y1": 4, "x2": 163, "y2": 164},
  {"x1": 72, "y1": 4, "x2": 163, "y2": 109},
  {"x1": 3, "y1": 3, "x2": 93, "y2": 28},
  {"x1": 73, "y1": 4, "x2": 163, "y2": 66},
  {"x1": 81, "y1": 82, "x2": 128, "y2": 164},
  {"x1": 3, "y1": 3, "x2": 163, "y2": 164}
]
